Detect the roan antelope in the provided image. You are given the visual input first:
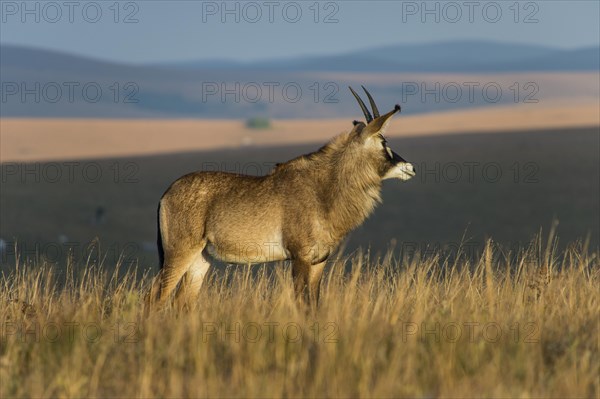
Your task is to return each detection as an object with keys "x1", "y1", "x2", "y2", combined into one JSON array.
[{"x1": 148, "y1": 87, "x2": 416, "y2": 310}]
